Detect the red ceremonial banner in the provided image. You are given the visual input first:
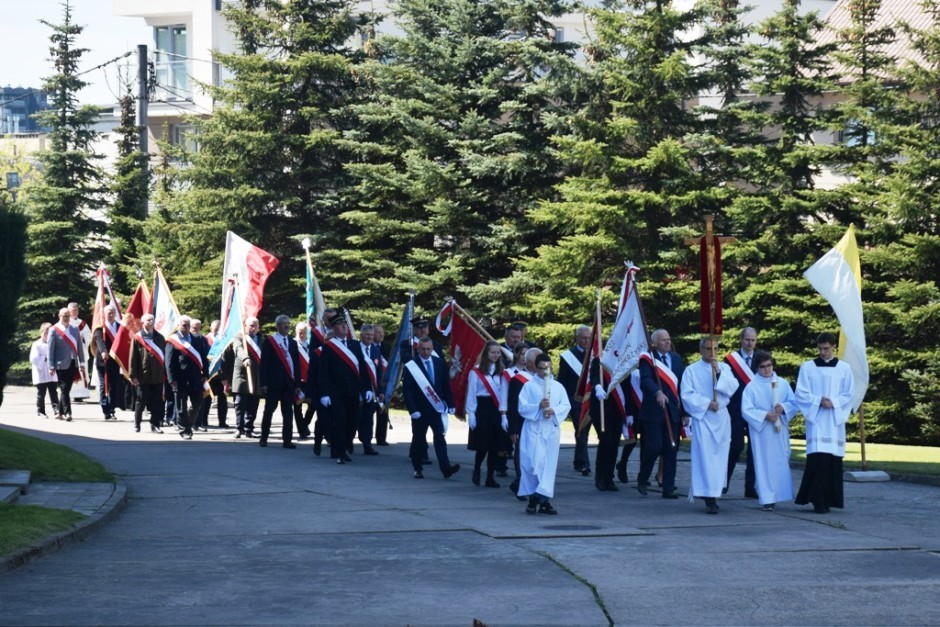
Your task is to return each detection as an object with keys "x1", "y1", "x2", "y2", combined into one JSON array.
[
  {"x1": 447, "y1": 312, "x2": 486, "y2": 418},
  {"x1": 699, "y1": 236, "x2": 723, "y2": 334},
  {"x1": 110, "y1": 281, "x2": 151, "y2": 379}
]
